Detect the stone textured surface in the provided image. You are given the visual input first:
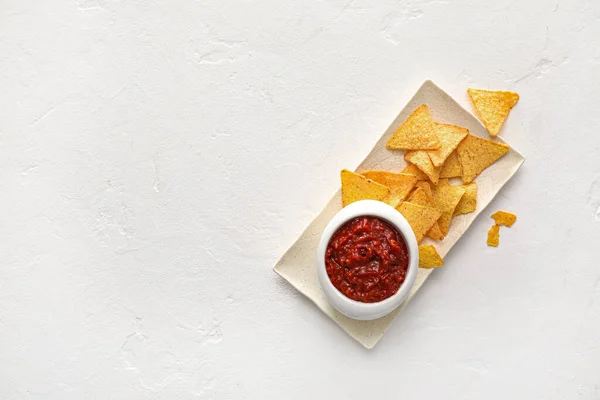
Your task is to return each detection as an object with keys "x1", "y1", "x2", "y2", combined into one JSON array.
[{"x1": 1, "y1": 0, "x2": 599, "y2": 399}]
